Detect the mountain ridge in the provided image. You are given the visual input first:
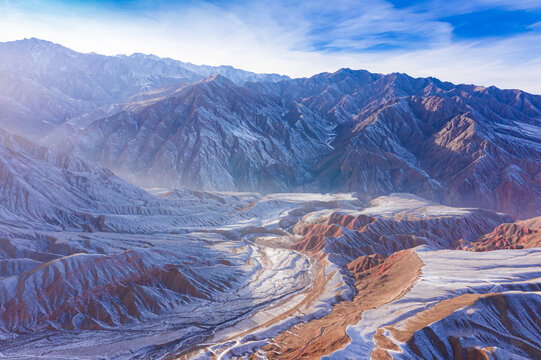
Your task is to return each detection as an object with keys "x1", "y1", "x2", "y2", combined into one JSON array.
[
  {"x1": 0, "y1": 39, "x2": 540, "y2": 219},
  {"x1": 0, "y1": 38, "x2": 288, "y2": 138}
]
